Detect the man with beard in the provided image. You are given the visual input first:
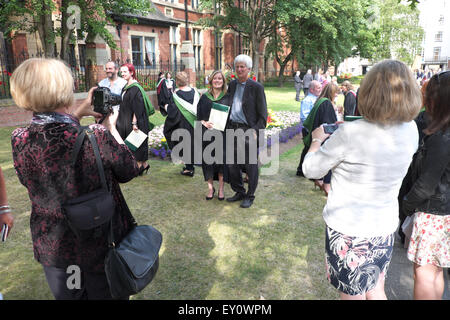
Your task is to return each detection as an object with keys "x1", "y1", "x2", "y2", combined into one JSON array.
[{"x1": 98, "y1": 61, "x2": 127, "y2": 111}]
